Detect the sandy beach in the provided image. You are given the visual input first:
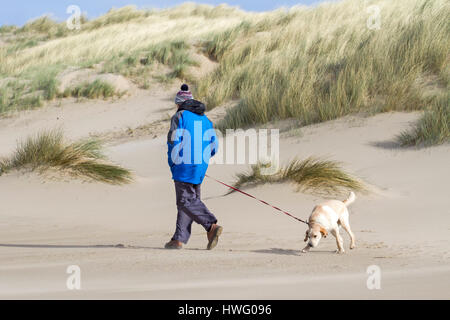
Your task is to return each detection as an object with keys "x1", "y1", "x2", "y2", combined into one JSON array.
[{"x1": 1, "y1": 93, "x2": 449, "y2": 299}]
